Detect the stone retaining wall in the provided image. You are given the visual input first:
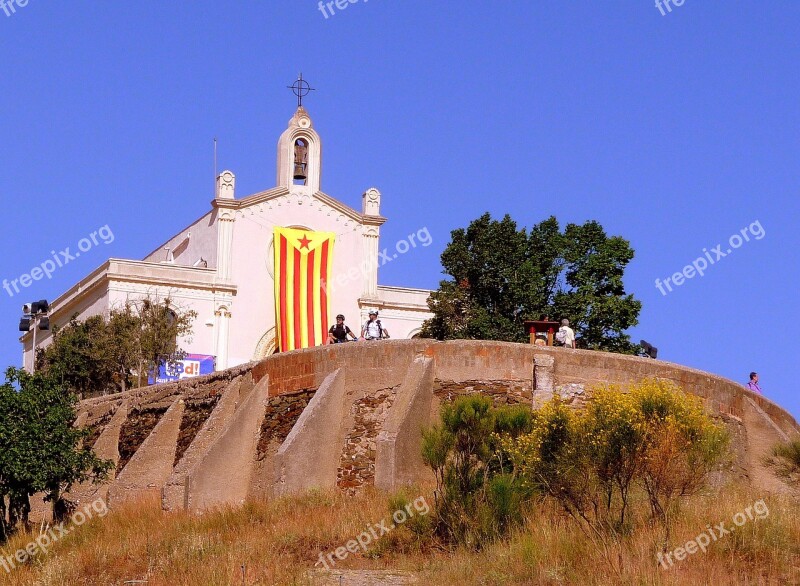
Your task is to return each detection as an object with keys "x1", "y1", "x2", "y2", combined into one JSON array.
[{"x1": 59, "y1": 340, "x2": 798, "y2": 515}]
